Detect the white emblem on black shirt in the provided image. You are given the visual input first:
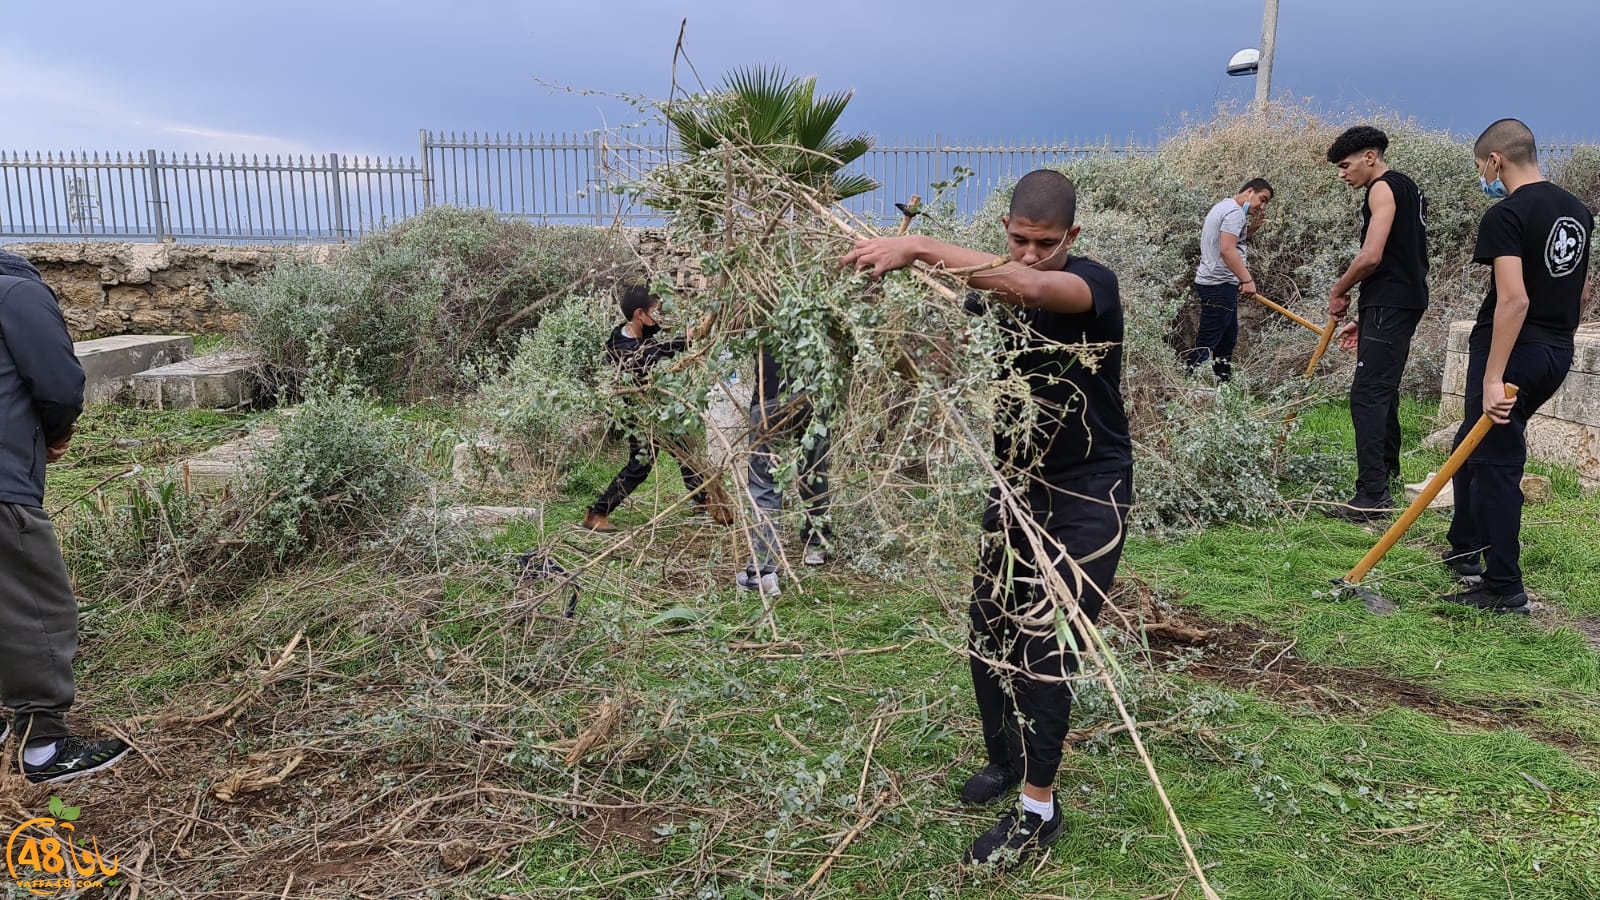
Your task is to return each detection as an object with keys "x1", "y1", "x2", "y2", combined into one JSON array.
[{"x1": 1546, "y1": 216, "x2": 1587, "y2": 277}]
